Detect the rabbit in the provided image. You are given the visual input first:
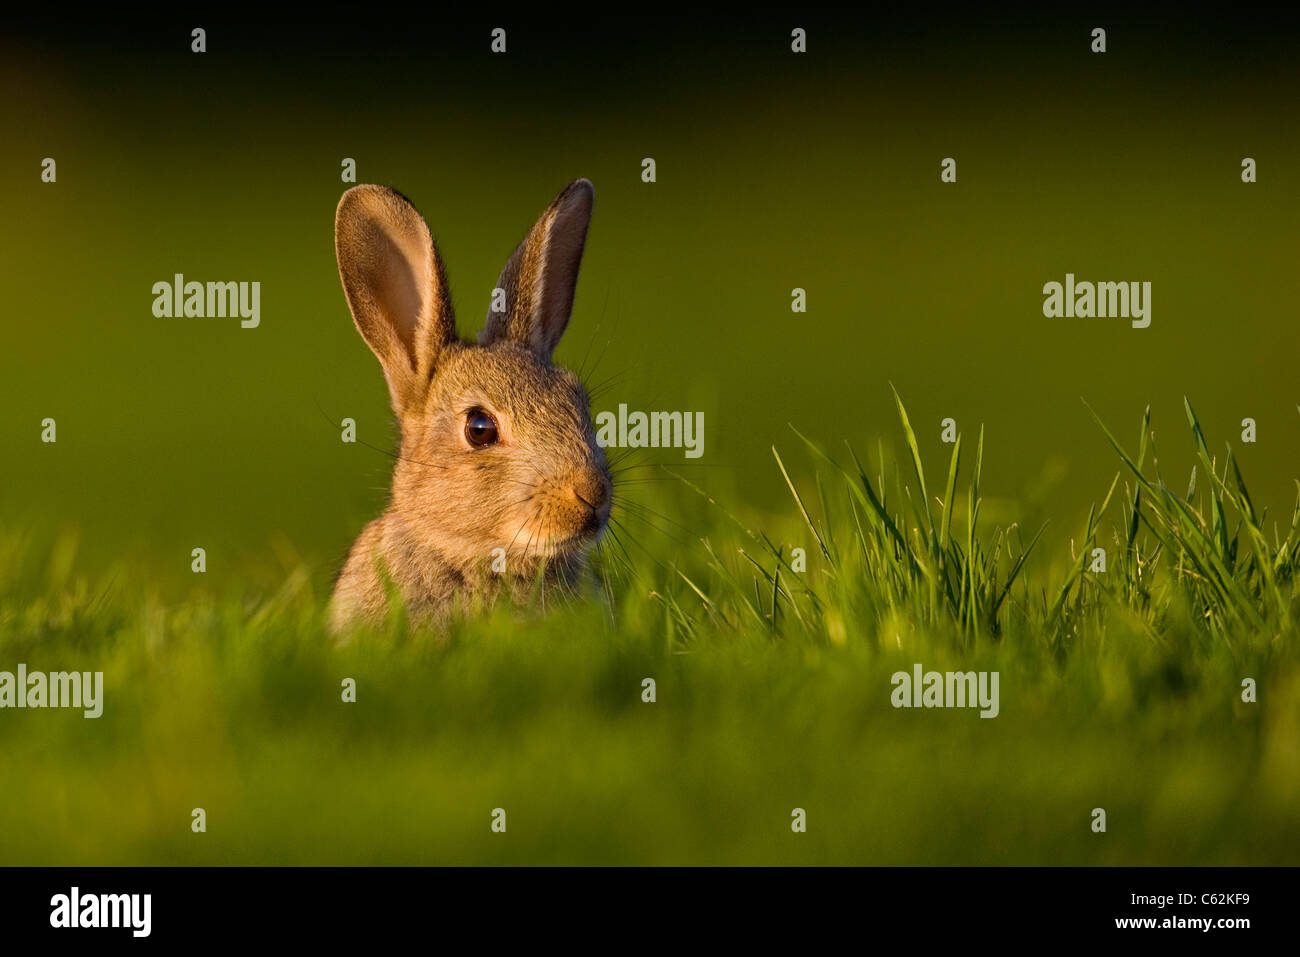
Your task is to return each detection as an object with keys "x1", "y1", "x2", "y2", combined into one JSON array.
[{"x1": 329, "y1": 179, "x2": 611, "y2": 629}]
